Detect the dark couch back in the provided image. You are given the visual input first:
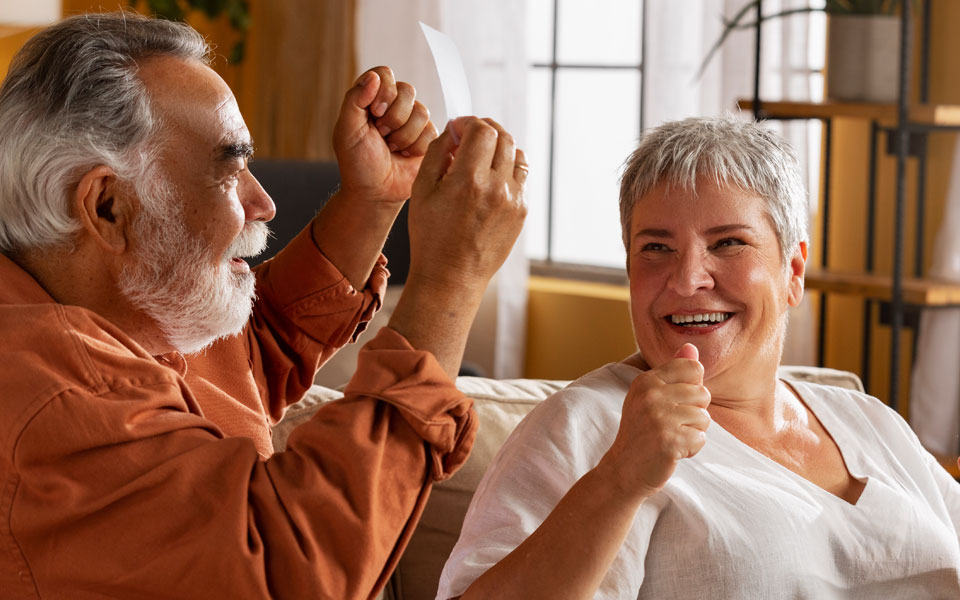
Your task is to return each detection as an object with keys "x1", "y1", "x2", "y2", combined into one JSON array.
[{"x1": 249, "y1": 159, "x2": 409, "y2": 283}]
